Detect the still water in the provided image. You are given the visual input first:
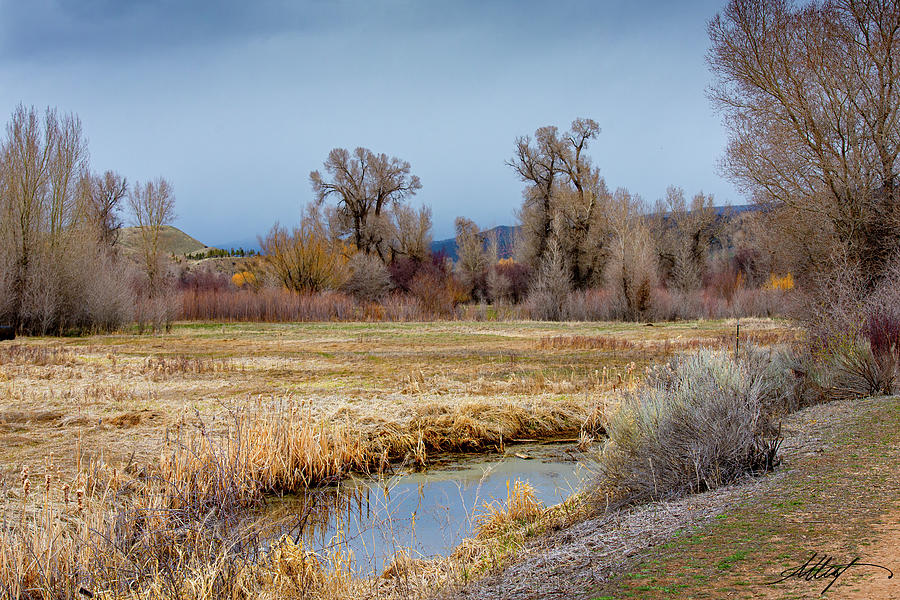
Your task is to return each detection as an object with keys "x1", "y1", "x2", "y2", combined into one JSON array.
[{"x1": 264, "y1": 443, "x2": 593, "y2": 574}]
